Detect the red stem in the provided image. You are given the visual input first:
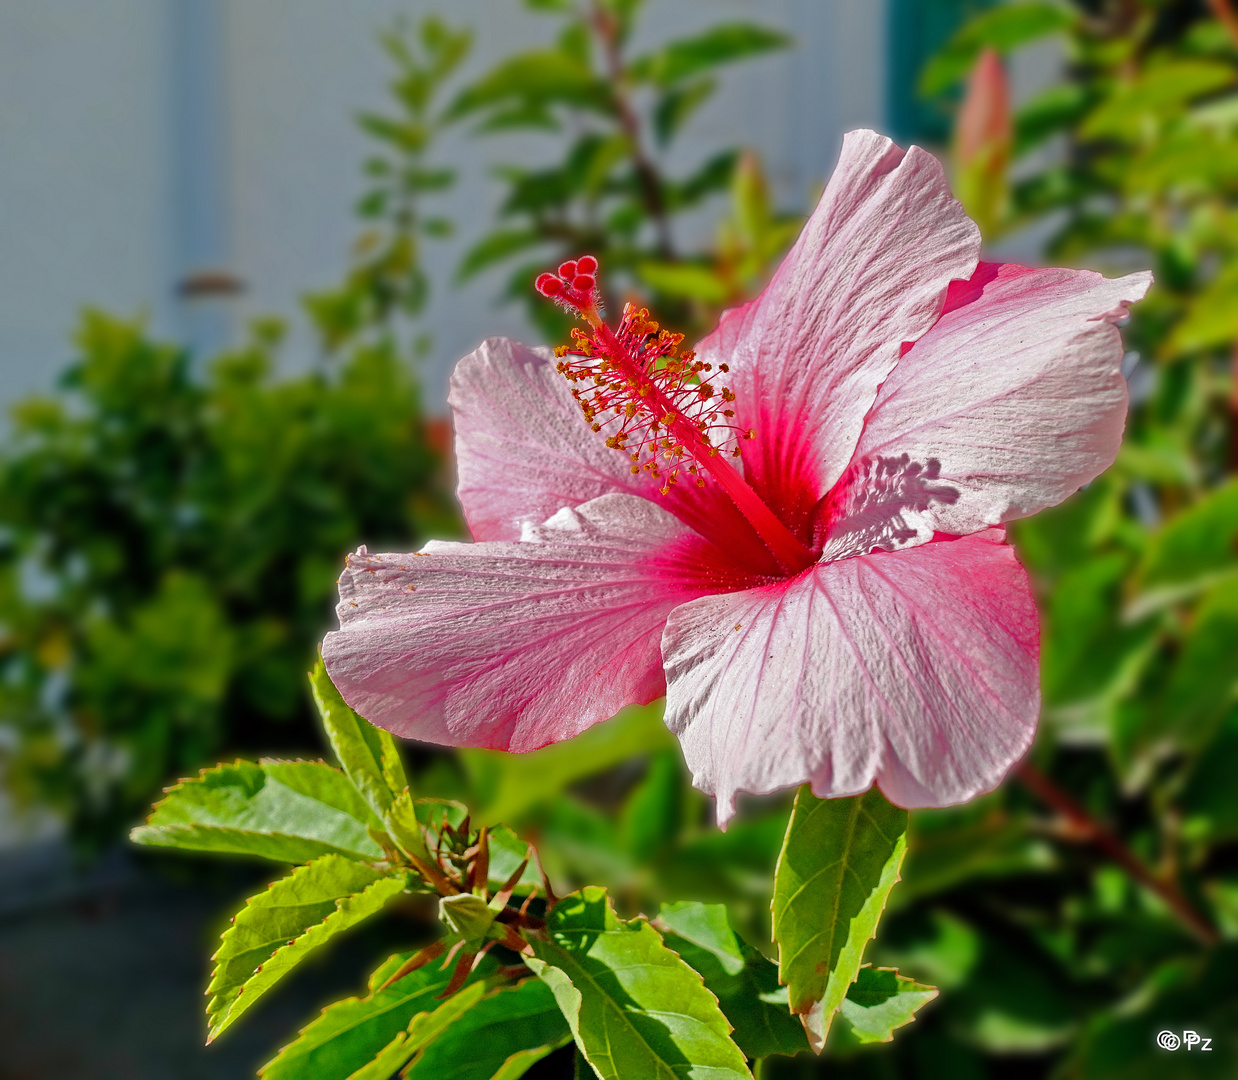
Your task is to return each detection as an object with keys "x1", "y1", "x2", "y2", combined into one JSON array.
[{"x1": 1016, "y1": 762, "x2": 1219, "y2": 946}]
